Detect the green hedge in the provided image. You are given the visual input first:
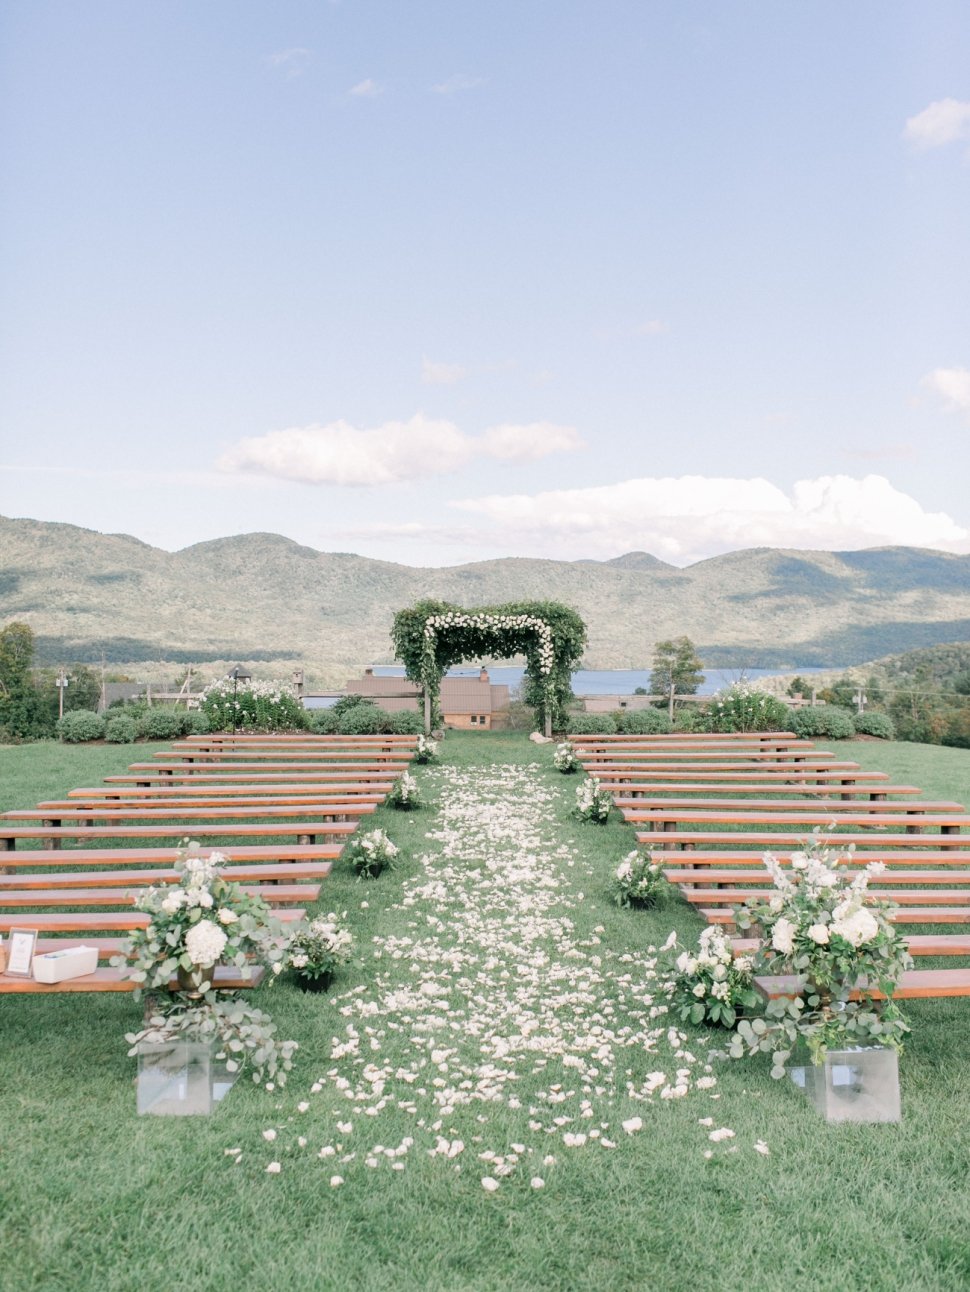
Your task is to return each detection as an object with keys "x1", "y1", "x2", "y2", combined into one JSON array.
[
  {"x1": 853, "y1": 711, "x2": 895, "y2": 740},
  {"x1": 791, "y1": 704, "x2": 856, "y2": 739},
  {"x1": 57, "y1": 710, "x2": 106, "y2": 742},
  {"x1": 615, "y1": 708, "x2": 672, "y2": 735}
]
